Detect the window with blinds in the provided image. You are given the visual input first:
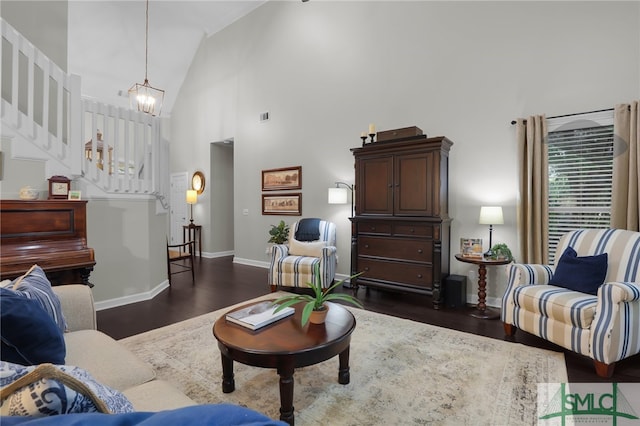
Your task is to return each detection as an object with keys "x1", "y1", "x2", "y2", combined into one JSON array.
[{"x1": 547, "y1": 111, "x2": 614, "y2": 262}]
